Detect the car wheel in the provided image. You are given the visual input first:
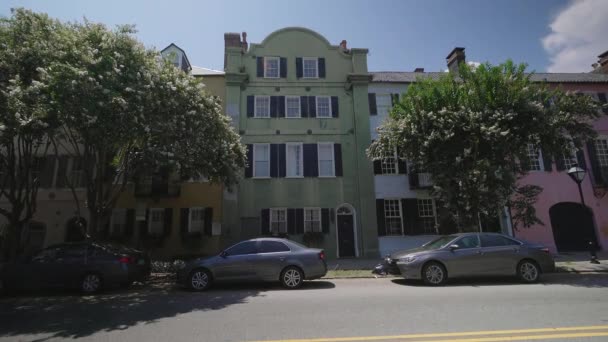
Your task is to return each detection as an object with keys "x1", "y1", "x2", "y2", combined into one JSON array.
[
  {"x1": 281, "y1": 266, "x2": 303, "y2": 289},
  {"x1": 422, "y1": 262, "x2": 447, "y2": 286},
  {"x1": 81, "y1": 273, "x2": 103, "y2": 294},
  {"x1": 189, "y1": 269, "x2": 211, "y2": 291},
  {"x1": 517, "y1": 260, "x2": 540, "y2": 283}
]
